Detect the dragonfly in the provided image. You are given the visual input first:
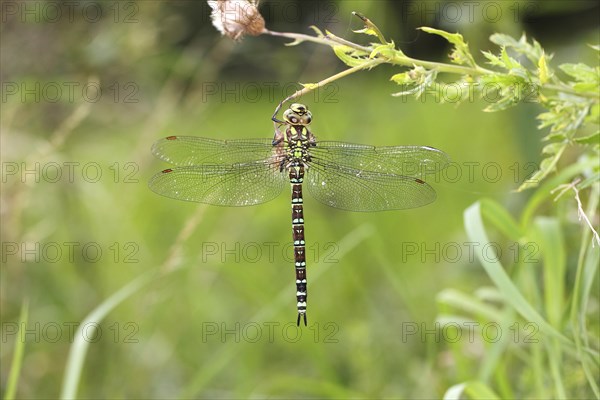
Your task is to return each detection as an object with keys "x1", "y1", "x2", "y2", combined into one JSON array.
[{"x1": 149, "y1": 103, "x2": 449, "y2": 326}]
